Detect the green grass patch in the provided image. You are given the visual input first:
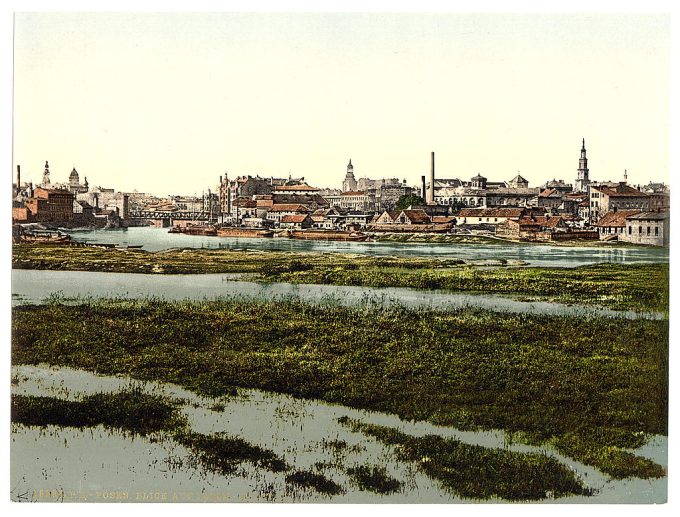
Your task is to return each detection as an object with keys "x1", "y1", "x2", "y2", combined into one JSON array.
[
  {"x1": 339, "y1": 417, "x2": 591, "y2": 501},
  {"x1": 11, "y1": 387, "x2": 182, "y2": 436},
  {"x1": 11, "y1": 298, "x2": 668, "y2": 480},
  {"x1": 345, "y1": 464, "x2": 402, "y2": 495},
  {"x1": 174, "y1": 431, "x2": 289, "y2": 475},
  {"x1": 285, "y1": 470, "x2": 344, "y2": 496}
]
